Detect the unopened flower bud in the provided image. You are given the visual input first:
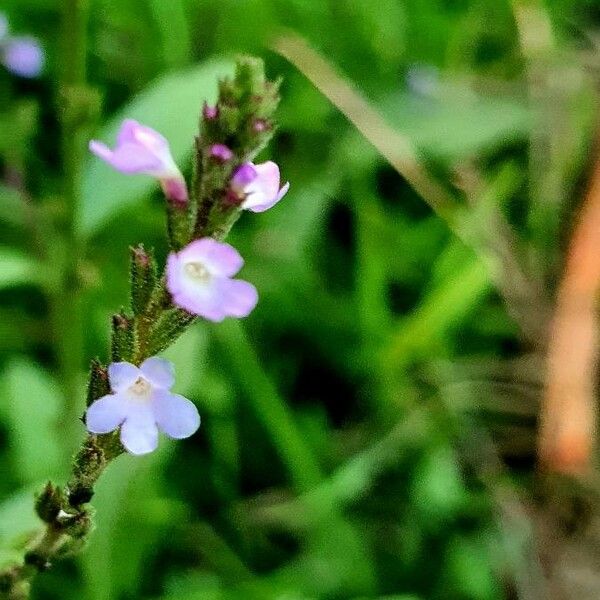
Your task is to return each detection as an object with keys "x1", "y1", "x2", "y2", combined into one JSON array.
[
  {"x1": 209, "y1": 143, "x2": 233, "y2": 162},
  {"x1": 202, "y1": 102, "x2": 219, "y2": 120}
]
